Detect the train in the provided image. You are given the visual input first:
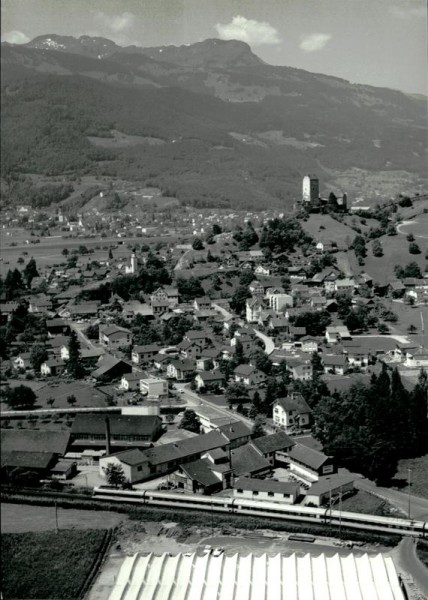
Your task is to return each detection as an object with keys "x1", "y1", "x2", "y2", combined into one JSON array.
[{"x1": 93, "y1": 487, "x2": 427, "y2": 538}]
